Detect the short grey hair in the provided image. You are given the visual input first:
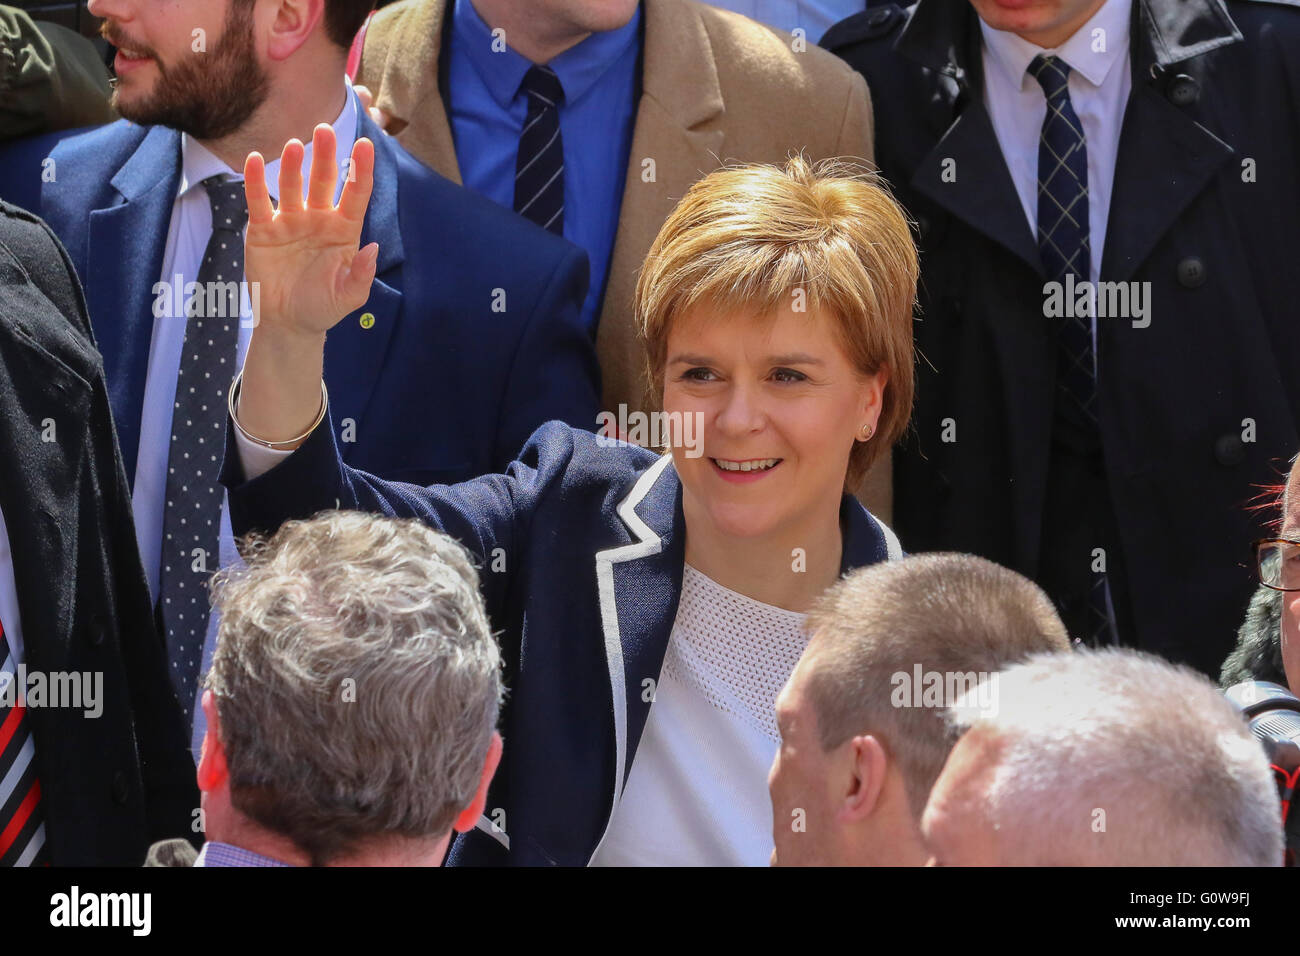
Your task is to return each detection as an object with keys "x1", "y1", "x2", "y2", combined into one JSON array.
[
  {"x1": 208, "y1": 511, "x2": 502, "y2": 865},
  {"x1": 946, "y1": 648, "x2": 1283, "y2": 866},
  {"x1": 802, "y1": 553, "x2": 1071, "y2": 819}
]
